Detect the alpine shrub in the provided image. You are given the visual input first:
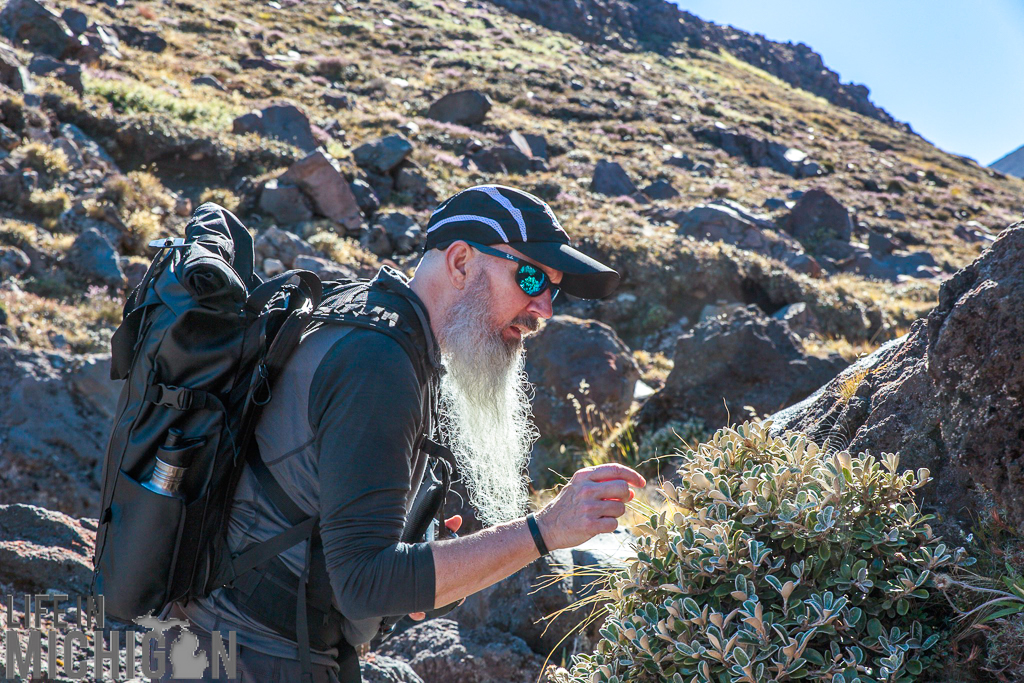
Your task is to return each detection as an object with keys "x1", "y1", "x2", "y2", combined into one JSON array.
[{"x1": 555, "y1": 420, "x2": 975, "y2": 683}]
